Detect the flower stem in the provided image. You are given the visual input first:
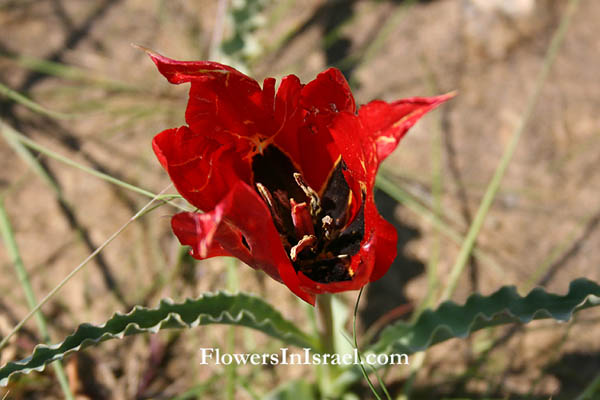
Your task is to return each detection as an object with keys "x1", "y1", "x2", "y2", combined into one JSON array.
[
  {"x1": 225, "y1": 258, "x2": 239, "y2": 400},
  {"x1": 315, "y1": 294, "x2": 335, "y2": 397},
  {"x1": 353, "y1": 288, "x2": 386, "y2": 400},
  {"x1": 316, "y1": 294, "x2": 335, "y2": 354}
]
